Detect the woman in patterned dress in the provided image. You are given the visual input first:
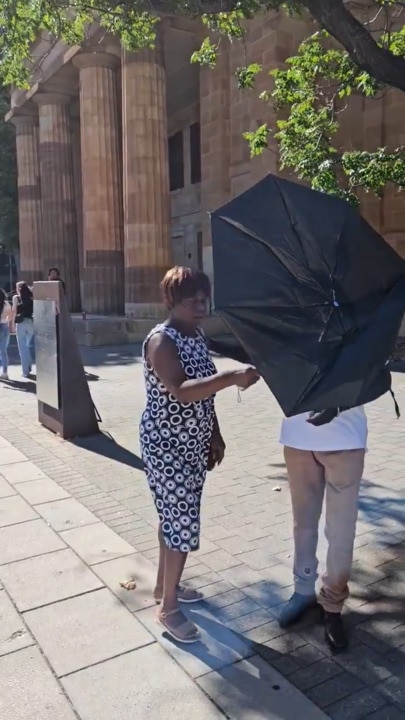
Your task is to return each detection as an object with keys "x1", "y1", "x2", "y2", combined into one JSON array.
[{"x1": 140, "y1": 266, "x2": 259, "y2": 643}]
